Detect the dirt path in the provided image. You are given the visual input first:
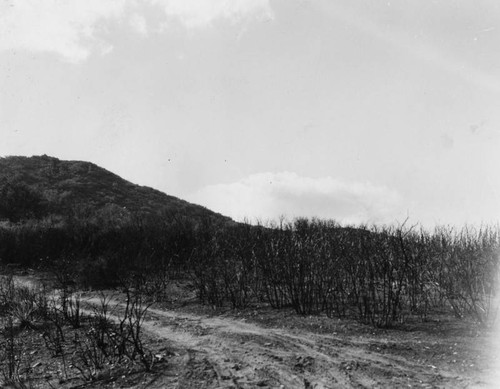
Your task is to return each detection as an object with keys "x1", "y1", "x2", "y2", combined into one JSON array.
[
  {"x1": 82, "y1": 295, "x2": 494, "y2": 389},
  {"x1": 9, "y1": 275, "x2": 497, "y2": 388}
]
